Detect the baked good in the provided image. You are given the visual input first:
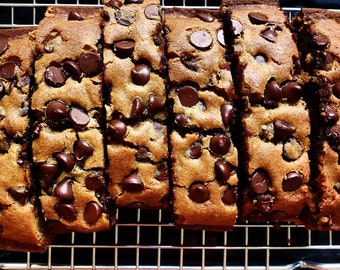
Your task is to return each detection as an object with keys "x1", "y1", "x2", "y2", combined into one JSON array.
[
  {"x1": 103, "y1": 0, "x2": 169, "y2": 208},
  {"x1": 164, "y1": 8, "x2": 238, "y2": 230},
  {"x1": 221, "y1": 0, "x2": 310, "y2": 224},
  {"x1": 292, "y1": 9, "x2": 340, "y2": 230},
  {"x1": 31, "y1": 6, "x2": 115, "y2": 233},
  {"x1": 0, "y1": 28, "x2": 51, "y2": 252}
]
